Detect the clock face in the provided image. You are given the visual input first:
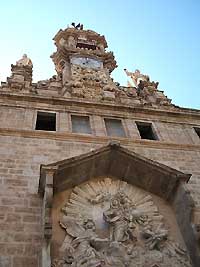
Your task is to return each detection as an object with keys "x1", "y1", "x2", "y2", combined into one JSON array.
[{"x1": 71, "y1": 57, "x2": 102, "y2": 69}]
